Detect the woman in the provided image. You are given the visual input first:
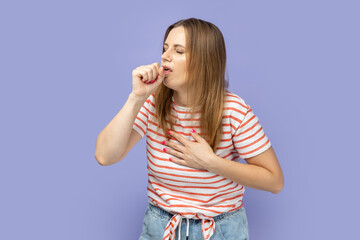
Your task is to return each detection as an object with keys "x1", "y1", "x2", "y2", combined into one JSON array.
[{"x1": 95, "y1": 18, "x2": 284, "y2": 240}]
